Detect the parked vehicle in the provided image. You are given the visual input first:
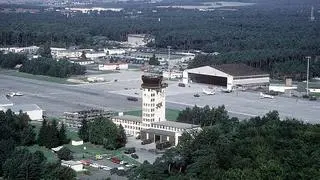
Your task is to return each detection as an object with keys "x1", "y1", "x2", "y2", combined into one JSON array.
[
  {"x1": 124, "y1": 147, "x2": 136, "y2": 154},
  {"x1": 131, "y1": 153, "x2": 139, "y2": 159},
  {"x1": 141, "y1": 139, "x2": 153, "y2": 145},
  {"x1": 194, "y1": 94, "x2": 200, "y2": 97},
  {"x1": 178, "y1": 83, "x2": 186, "y2": 87},
  {"x1": 127, "y1": 97, "x2": 138, "y2": 101},
  {"x1": 111, "y1": 157, "x2": 121, "y2": 164}
]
